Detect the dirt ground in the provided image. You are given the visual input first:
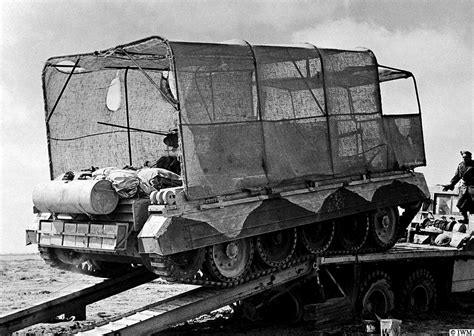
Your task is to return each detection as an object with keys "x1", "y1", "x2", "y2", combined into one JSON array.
[{"x1": 1, "y1": 254, "x2": 473, "y2": 336}]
